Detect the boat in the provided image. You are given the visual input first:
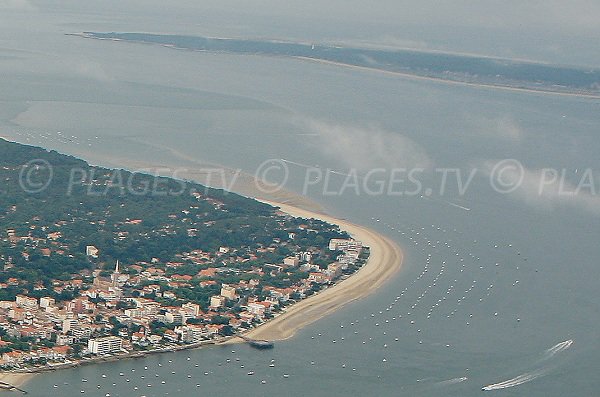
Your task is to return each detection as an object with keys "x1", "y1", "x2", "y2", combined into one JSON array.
[{"x1": 247, "y1": 371, "x2": 255, "y2": 375}]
